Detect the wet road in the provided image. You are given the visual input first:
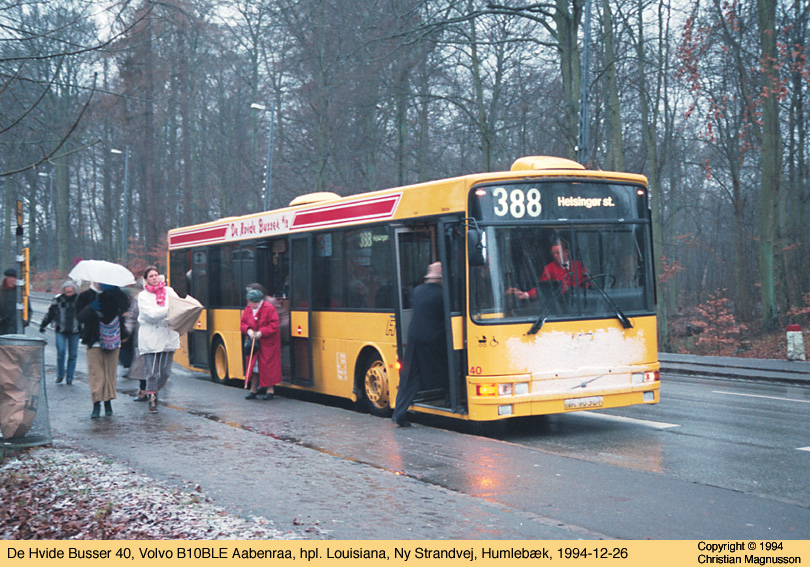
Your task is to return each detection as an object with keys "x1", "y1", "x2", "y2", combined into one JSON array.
[
  {"x1": 27, "y1": 316, "x2": 810, "y2": 538},
  {"x1": 492, "y1": 376, "x2": 810, "y2": 506}
]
